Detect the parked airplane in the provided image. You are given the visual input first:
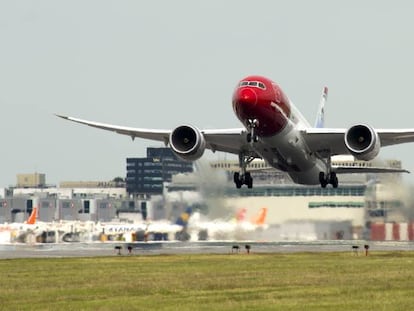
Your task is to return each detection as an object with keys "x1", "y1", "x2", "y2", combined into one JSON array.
[
  {"x1": 57, "y1": 75, "x2": 413, "y2": 188},
  {"x1": 0, "y1": 207, "x2": 99, "y2": 243},
  {"x1": 0, "y1": 207, "x2": 45, "y2": 243},
  {"x1": 98, "y1": 221, "x2": 183, "y2": 236},
  {"x1": 0, "y1": 206, "x2": 39, "y2": 231},
  {"x1": 97, "y1": 207, "x2": 193, "y2": 241}
]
